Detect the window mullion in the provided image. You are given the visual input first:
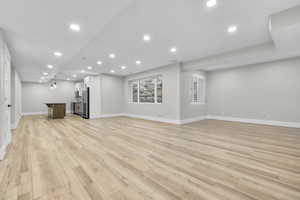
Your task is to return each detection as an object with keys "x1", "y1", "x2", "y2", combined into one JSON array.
[
  {"x1": 130, "y1": 83, "x2": 132, "y2": 103},
  {"x1": 137, "y1": 80, "x2": 140, "y2": 104},
  {"x1": 197, "y1": 78, "x2": 200, "y2": 103},
  {"x1": 132, "y1": 83, "x2": 134, "y2": 103},
  {"x1": 154, "y1": 78, "x2": 157, "y2": 104}
]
